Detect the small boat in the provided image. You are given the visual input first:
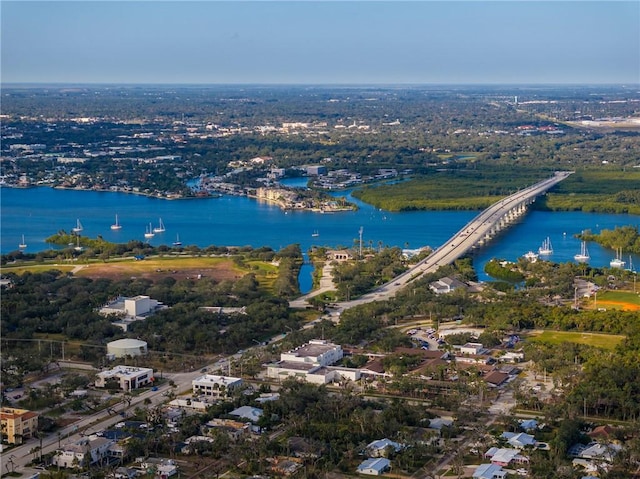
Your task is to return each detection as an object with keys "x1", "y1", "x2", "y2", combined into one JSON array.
[
  {"x1": 312, "y1": 230, "x2": 319, "y2": 237},
  {"x1": 153, "y1": 218, "x2": 165, "y2": 233},
  {"x1": 144, "y1": 223, "x2": 155, "y2": 239},
  {"x1": 19, "y1": 234, "x2": 27, "y2": 249},
  {"x1": 72, "y1": 219, "x2": 83, "y2": 233},
  {"x1": 538, "y1": 237, "x2": 553, "y2": 255},
  {"x1": 610, "y1": 247, "x2": 626, "y2": 269},
  {"x1": 523, "y1": 251, "x2": 539, "y2": 262},
  {"x1": 574, "y1": 241, "x2": 590, "y2": 263},
  {"x1": 173, "y1": 234, "x2": 182, "y2": 246},
  {"x1": 110, "y1": 214, "x2": 122, "y2": 230}
]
